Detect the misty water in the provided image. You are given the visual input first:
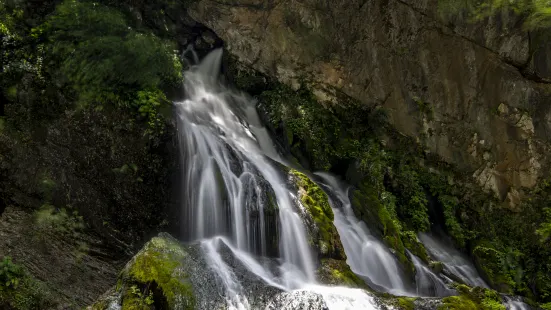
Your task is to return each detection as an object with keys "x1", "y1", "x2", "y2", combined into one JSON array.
[{"x1": 174, "y1": 48, "x2": 498, "y2": 308}]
